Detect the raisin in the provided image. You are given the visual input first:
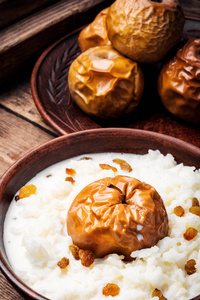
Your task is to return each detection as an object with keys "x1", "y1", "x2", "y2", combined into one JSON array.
[
  {"x1": 80, "y1": 157, "x2": 92, "y2": 160},
  {"x1": 189, "y1": 206, "x2": 200, "y2": 216},
  {"x1": 152, "y1": 288, "x2": 167, "y2": 300},
  {"x1": 65, "y1": 168, "x2": 76, "y2": 176},
  {"x1": 78, "y1": 249, "x2": 95, "y2": 267},
  {"x1": 113, "y1": 159, "x2": 132, "y2": 172},
  {"x1": 174, "y1": 206, "x2": 185, "y2": 217},
  {"x1": 183, "y1": 227, "x2": 198, "y2": 240},
  {"x1": 65, "y1": 176, "x2": 75, "y2": 184},
  {"x1": 69, "y1": 244, "x2": 80, "y2": 260},
  {"x1": 18, "y1": 184, "x2": 37, "y2": 199},
  {"x1": 192, "y1": 197, "x2": 199, "y2": 207},
  {"x1": 57, "y1": 257, "x2": 69, "y2": 269},
  {"x1": 185, "y1": 259, "x2": 196, "y2": 275},
  {"x1": 99, "y1": 163, "x2": 117, "y2": 172},
  {"x1": 46, "y1": 174, "x2": 52, "y2": 178},
  {"x1": 102, "y1": 283, "x2": 120, "y2": 297},
  {"x1": 15, "y1": 195, "x2": 20, "y2": 201}
]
